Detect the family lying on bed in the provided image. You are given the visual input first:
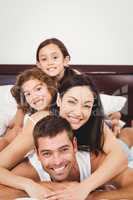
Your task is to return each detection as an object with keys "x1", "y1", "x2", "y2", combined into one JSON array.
[{"x1": 0, "y1": 38, "x2": 132, "y2": 199}]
